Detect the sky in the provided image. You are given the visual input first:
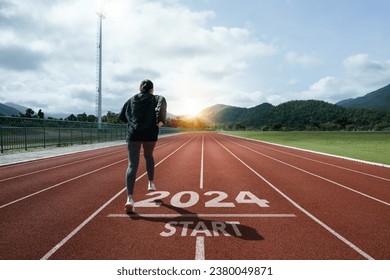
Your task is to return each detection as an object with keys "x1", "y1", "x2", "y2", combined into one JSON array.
[{"x1": 0, "y1": 0, "x2": 389, "y2": 117}]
